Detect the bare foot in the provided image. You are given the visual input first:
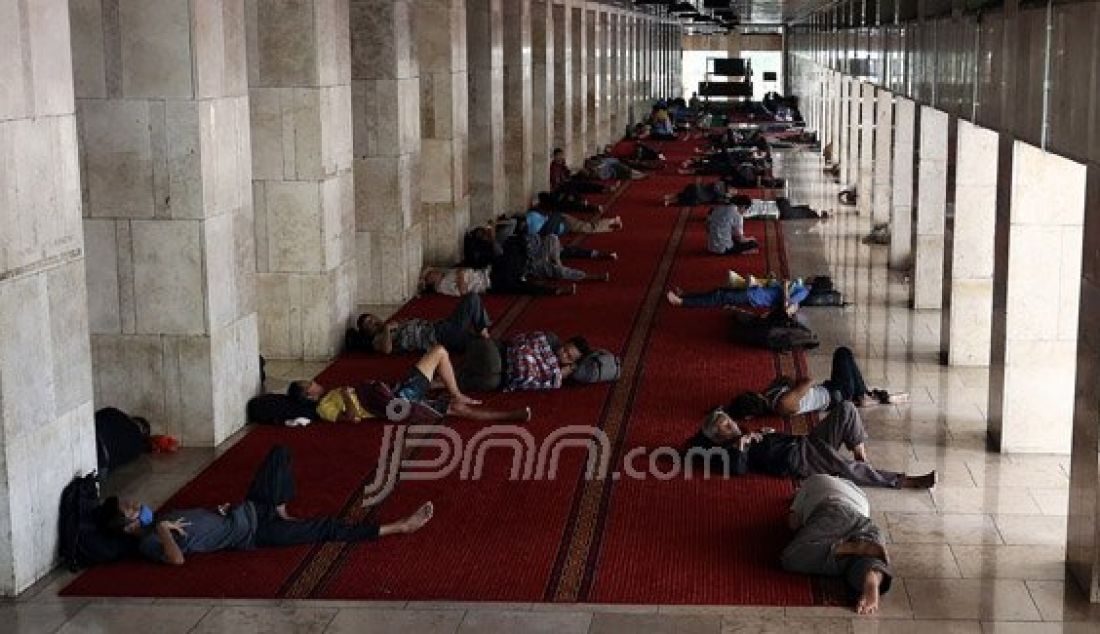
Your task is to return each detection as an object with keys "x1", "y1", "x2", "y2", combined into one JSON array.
[
  {"x1": 275, "y1": 504, "x2": 296, "y2": 521},
  {"x1": 666, "y1": 290, "x2": 683, "y2": 306},
  {"x1": 555, "y1": 283, "x2": 578, "y2": 296},
  {"x1": 402, "y1": 502, "x2": 434, "y2": 534},
  {"x1": 606, "y1": 252, "x2": 619, "y2": 261},
  {"x1": 856, "y1": 569, "x2": 883, "y2": 615},
  {"x1": 610, "y1": 217, "x2": 623, "y2": 229}
]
